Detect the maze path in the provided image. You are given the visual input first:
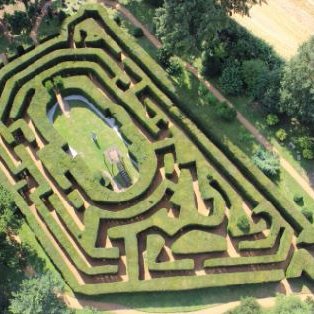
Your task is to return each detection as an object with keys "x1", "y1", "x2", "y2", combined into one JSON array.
[{"x1": 0, "y1": 4, "x2": 313, "y2": 295}]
